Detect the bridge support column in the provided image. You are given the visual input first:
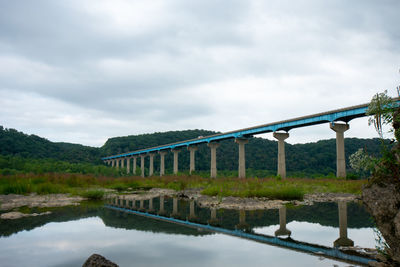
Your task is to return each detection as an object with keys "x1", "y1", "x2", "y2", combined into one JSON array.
[
  {"x1": 172, "y1": 149, "x2": 180, "y2": 175},
  {"x1": 334, "y1": 201, "x2": 354, "y2": 247},
  {"x1": 140, "y1": 155, "x2": 145, "y2": 177},
  {"x1": 236, "y1": 209, "x2": 249, "y2": 230},
  {"x1": 148, "y1": 153, "x2": 155, "y2": 176},
  {"x1": 159, "y1": 151, "x2": 167, "y2": 176},
  {"x1": 111, "y1": 160, "x2": 115, "y2": 167},
  {"x1": 132, "y1": 156, "x2": 137, "y2": 175},
  {"x1": 273, "y1": 132, "x2": 289, "y2": 179},
  {"x1": 208, "y1": 207, "x2": 218, "y2": 225},
  {"x1": 116, "y1": 159, "x2": 120, "y2": 169},
  {"x1": 189, "y1": 200, "x2": 196, "y2": 220},
  {"x1": 148, "y1": 198, "x2": 154, "y2": 212},
  {"x1": 330, "y1": 123, "x2": 349, "y2": 178},
  {"x1": 208, "y1": 142, "x2": 220, "y2": 178},
  {"x1": 121, "y1": 157, "x2": 125, "y2": 169},
  {"x1": 235, "y1": 138, "x2": 249, "y2": 178},
  {"x1": 171, "y1": 197, "x2": 179, "y2": 217},
  {"x1": 275, "y1": 206, "x2": 291, "y2": 237},
  {"x1": 158, "y1": 196, "x2": 165, "y2": 216},
  {"x1": 139, "y1": 199, "x2": 144, "y2": 211},
  {"x1": 126, "y1": 157, "x2": 130, "y2": 174},
  {"x1": 187, "y1": 146, "x2": 198, "y2": 174}
]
